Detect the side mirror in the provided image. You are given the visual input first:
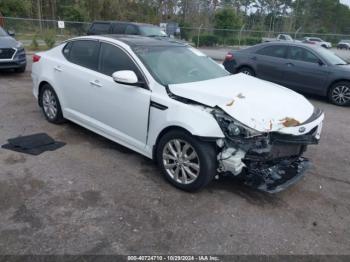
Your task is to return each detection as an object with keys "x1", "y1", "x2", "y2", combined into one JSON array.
[
  {"x1": 112, "y1": 70, "x2": 139, "y2": 85},
  {"x1": 7, "y1": 30, "x2": 15, "y2": 37},
  {"x1": 318, "y1": 60, "x2": 325, "y2": 66}
]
